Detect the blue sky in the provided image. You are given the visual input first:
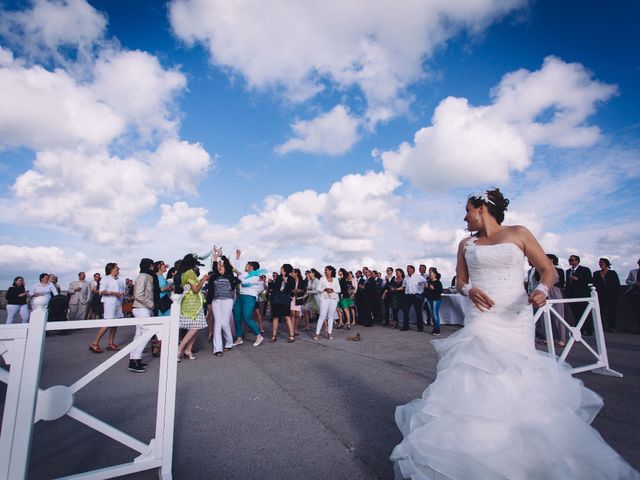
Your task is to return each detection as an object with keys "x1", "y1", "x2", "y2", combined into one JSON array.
[{"x1": 0, "y1": 0, "x2": 638, "y2": 287}]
